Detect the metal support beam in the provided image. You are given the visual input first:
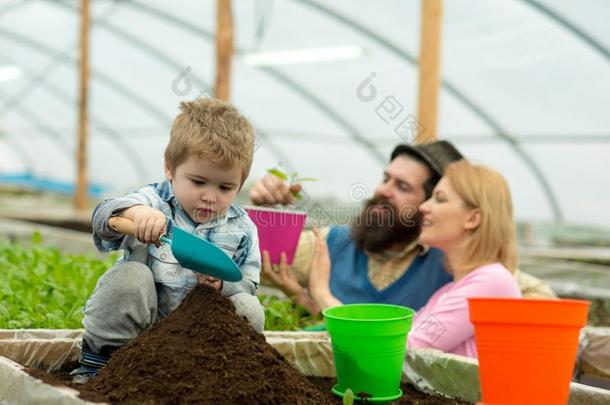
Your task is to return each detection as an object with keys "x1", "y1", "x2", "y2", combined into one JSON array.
[
  {"x1": 117, "y1": 0, "x2": 385, "y2": 165},
  {"x1": 0, "y1": 29, "x2": 151, "y2": 184},
  {"x1": 295, "y1": 0, "x2": 563, "y2": 222}
]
